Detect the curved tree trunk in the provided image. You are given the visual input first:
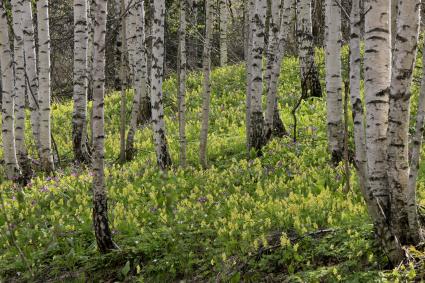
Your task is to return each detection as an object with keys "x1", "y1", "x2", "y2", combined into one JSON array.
[
  {"x1": 249, "y1": 0, "x2": 267, "y2": 153},
  {"x1": 37, "y1": 0, "x2": 55, "y2": 172},
  {"x1": 349, "y1": 0, "x2": 367, "y2": 195},
  {"x1": 199, "y1": 0, "x2": 213, "y2": 168},
  {"x1": 296, "y1": 0, "x2": 322, "y2": 98},
  {"x1": 92, "y1": 0, "x2": 116, "y2": 253},
  {"x1": 0, "y1": 1, "x2": 20, "y2": 180},
  {"x1": 177, "y1": 0, "x2": 187, "y2": 166},
  {"x1": 12, "y1": 0, "x2": 31, "y2": 179},
  {"x1": 22, "y1": 0, "x2": 40, "y2": 156},
  {"x1": 151, "y1": 0, "x2": 172, "y2": 170},
  {"x1": 324, "y1": 0, "x2": 344, "y2": 163},
  {"x1": 387, "y1": 0, "x2": 422, "y2": 245},
  {"x1": 73, "y1": 0, "x2": 91, "y2": 164}
]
